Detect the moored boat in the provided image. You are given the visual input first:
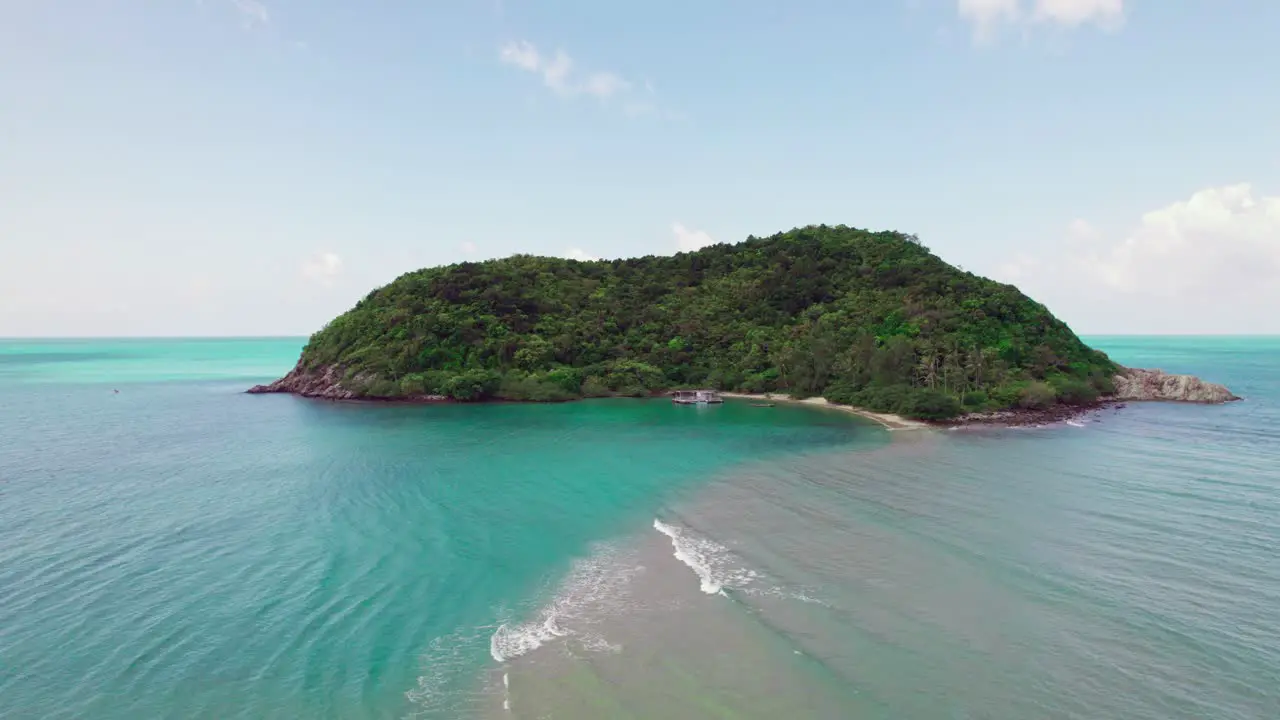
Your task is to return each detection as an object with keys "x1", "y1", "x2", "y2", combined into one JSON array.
[{"x1": 672, "y1": 389, "x2": 723, "y2": 404}]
